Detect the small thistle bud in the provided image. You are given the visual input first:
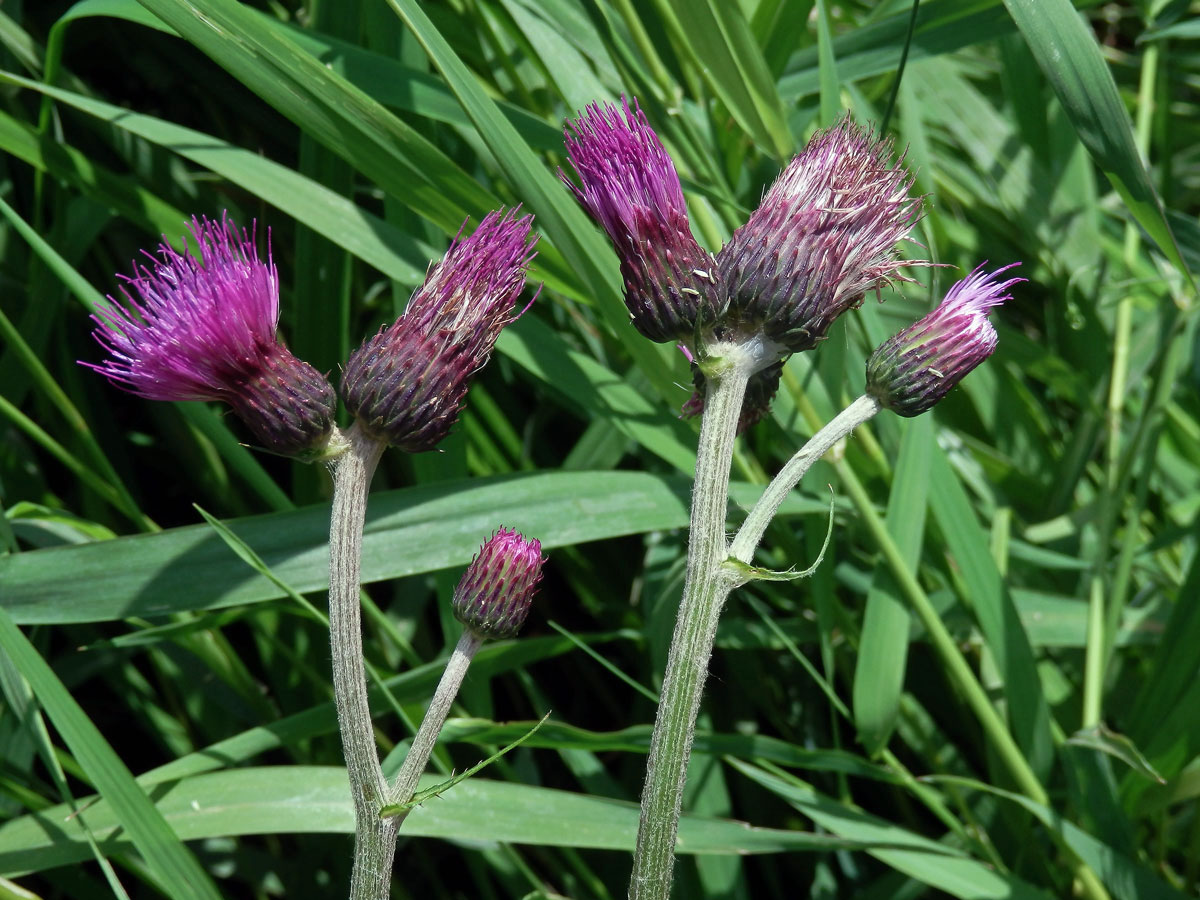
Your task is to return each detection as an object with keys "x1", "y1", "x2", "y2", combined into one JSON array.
[
  {"x1": 83, "y1": 215, "x2": 336, "y2": 459},
  {"x1": 866, "y1": 263, "x2": 1023, "y2": 417},
  {"x1": 563, "y1": 98, "x2": 725, "y2": 344},
  {"x1": 341, "y1": 210, "x2": 536, "y2": 452},
  {"x1": 682, "y1": 360, "x2": 784, "y2": 435},
  {"x1": 452, "y1": 528, "x2": 545, "y2": 640},
  {"x1": 717, "y1": 116, "x2": 922, "y2": 354}
]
